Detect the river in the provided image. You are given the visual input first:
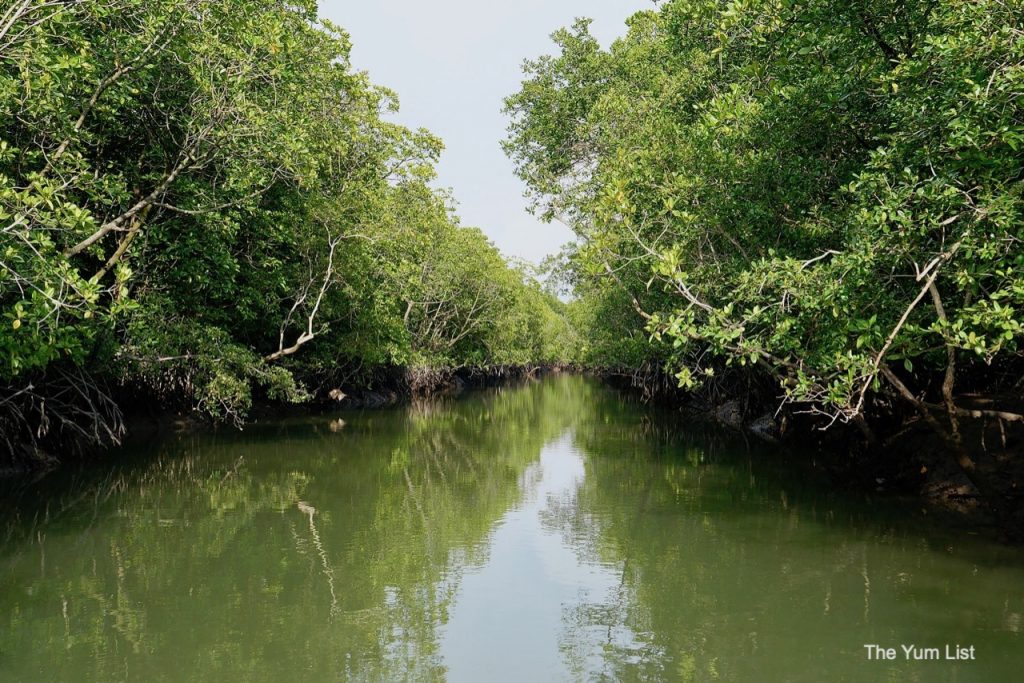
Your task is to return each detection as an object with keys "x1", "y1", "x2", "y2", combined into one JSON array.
[{"x1": 0, "y1": 375, "x2": 1021, "y2": 681}]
